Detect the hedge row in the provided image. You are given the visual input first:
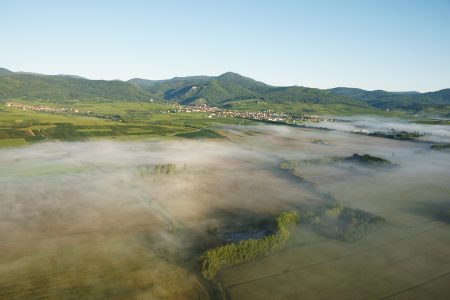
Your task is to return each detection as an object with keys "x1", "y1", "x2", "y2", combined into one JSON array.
[{"x1": 201, "y1": 211, "x2": 299, "y2": 279}]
